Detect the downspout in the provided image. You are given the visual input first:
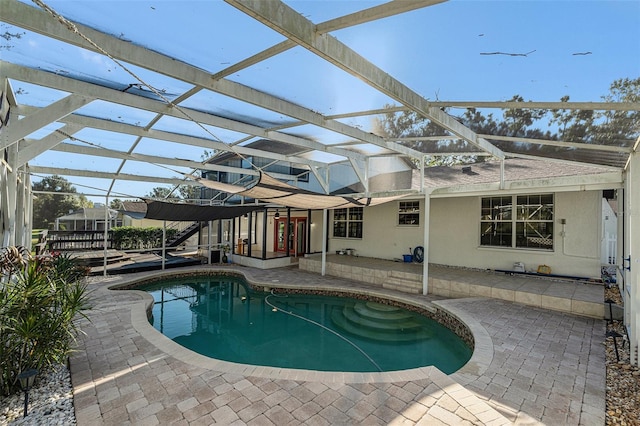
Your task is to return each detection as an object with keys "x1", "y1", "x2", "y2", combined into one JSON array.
[{"x1": 500, "y1": 159, "x2": 505, "y2": 190}]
